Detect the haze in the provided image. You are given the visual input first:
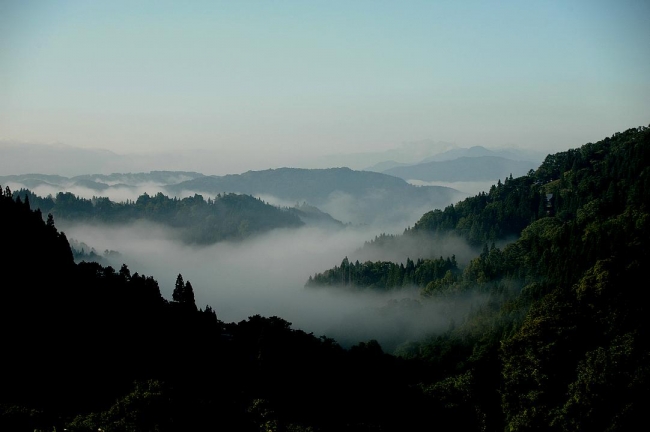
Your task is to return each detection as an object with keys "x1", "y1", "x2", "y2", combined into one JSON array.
[
  {"x1": 2, "y1": 0, "x2": 649, "y2": 175},
  {"x1": 58, "y1": 219, "x2": 484, "y2": 352},
  {"x1": 2, "y1": 1, "x2": 649, "y2": 350}
]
